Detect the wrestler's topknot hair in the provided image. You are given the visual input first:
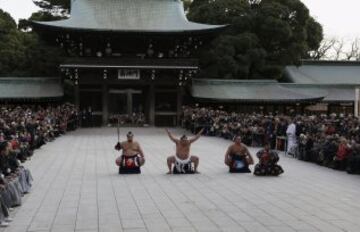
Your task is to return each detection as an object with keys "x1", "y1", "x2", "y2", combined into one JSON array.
[
  {"x1": 233, "y1": 135, "x2": 241, "y2": 141},
  {"x1": 127, "y1": 131, "x2": 134, "y2": 137}
]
